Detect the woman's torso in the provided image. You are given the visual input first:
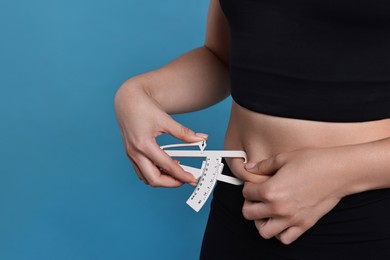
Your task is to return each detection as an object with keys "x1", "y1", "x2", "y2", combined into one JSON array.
[
  {"x1": 203, "y1": 1, "x2": 390, "y2": 257},
  {"x1": 220, "y1": 0, "x2": 390, "y2": 176}
]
